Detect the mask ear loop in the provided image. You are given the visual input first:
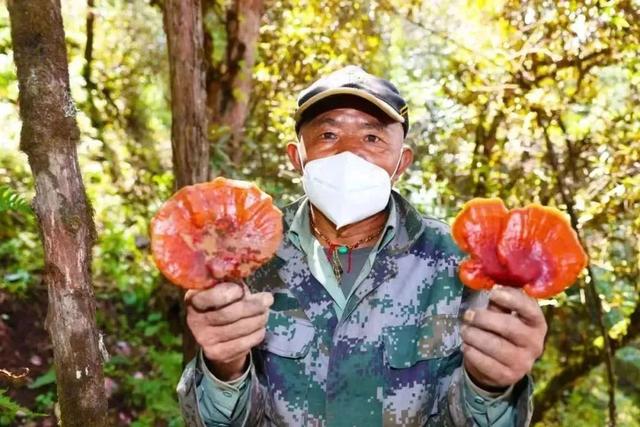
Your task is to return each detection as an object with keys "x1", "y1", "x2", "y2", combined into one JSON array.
[
  {"x1": 297, "y1": 142, "x2": 307, "y2": 174},
  {"x1": 390, "y1": 145, "x2": 407, "y2": 181}
]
